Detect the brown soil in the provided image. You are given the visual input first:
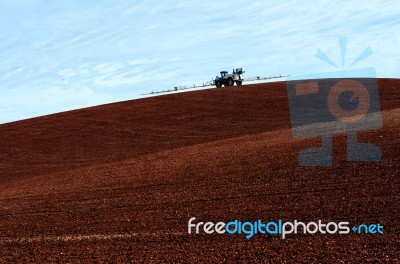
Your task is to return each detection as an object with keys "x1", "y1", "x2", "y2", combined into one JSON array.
[{"x1": 0, "y1": 79, "x2": 399, "y2": 263}]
